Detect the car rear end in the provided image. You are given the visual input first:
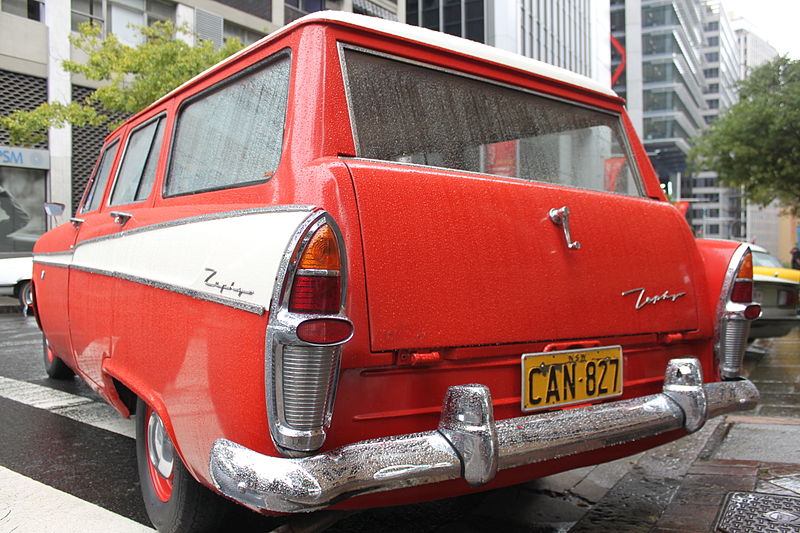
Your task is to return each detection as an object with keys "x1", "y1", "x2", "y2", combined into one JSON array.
[{"x1": 209, "y1": 13, "x2": 761, "y2": 514}]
